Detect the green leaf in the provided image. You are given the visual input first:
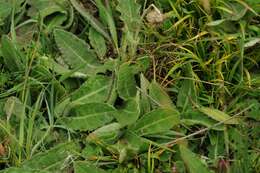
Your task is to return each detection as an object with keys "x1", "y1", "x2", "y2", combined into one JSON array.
[
  {"x1": 59, "y1": 103, "x2": 115, "y2": 131},
  {"x1": 132, "y1": 108, "x2": 180, "y2": 136},
  {"x1": 22, "y1": 142, "x2": 78, "y2": 171},
  {"x1": 74, "y1": 161, "x2": 107, "y2": 173},
  {"x1": 54, "y1": 29, "x2": 100, "y2": 74},
  {"x1": 114, "y1": 95, "x2": 140, "y2": 126},
  {"x1": 177, "y1": 79, "x2": 196, "y2": 111},
  {"x1": 0, "y1": 168, "x2": 49, "y2": 173},
  {"x1": 179, "y1": 145, "x2": 211, "y2": 173},
  {"x1": 117, "y1": 0, "x2": 141, "y2": 32},
  {"x1": 95, "y1": 0, "x2": 118, "y2": 49},
  {"x1": 244, "y1": 38, "x2": 260, "y2": 48},
  {"x1": 198, "y1": 107, "x2": 239, "y2": 124},
  {"x1": 0, "y1": 2, "x2": 12, "y2": 25},
  {"x1": 71, "y1": 75, "x2": 112, "y2": 106},
  {"x1": 117, "y1": 64, "x2": 137, "y2": 100},
  {"x1": 4, "y1": 96, "x2": 24, "y2": 120},
  {"x1": 27, "y1": 0, "x2": 69, "y2": 28},
  {"x1": 140, "y1": 74, "x2": 151, "y2": 114},
  {"x1": 89, "y1": 27, "x2": 107, "y2": 59},
  {"x1": 70, "y1": 0, "x2": 111, "y2": 41},
  {"x1": 181, "y1": 111, "x2": 224, "y2": 131},
  {"x1": 1, "y1": 35, "x2": 24, "y2": 72},
  {"x1": 87, "y1": 123, "x2": 121, "y2": 144},
  {"x1": 220, "y1": 2, "x2": 247, "y2": 21},
  {"x1": 206, "y1": 19, "x2": 226, "y2": 26},
  {"x1": 149, "y1": 81, "x2": 174, "y2": 109}
]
